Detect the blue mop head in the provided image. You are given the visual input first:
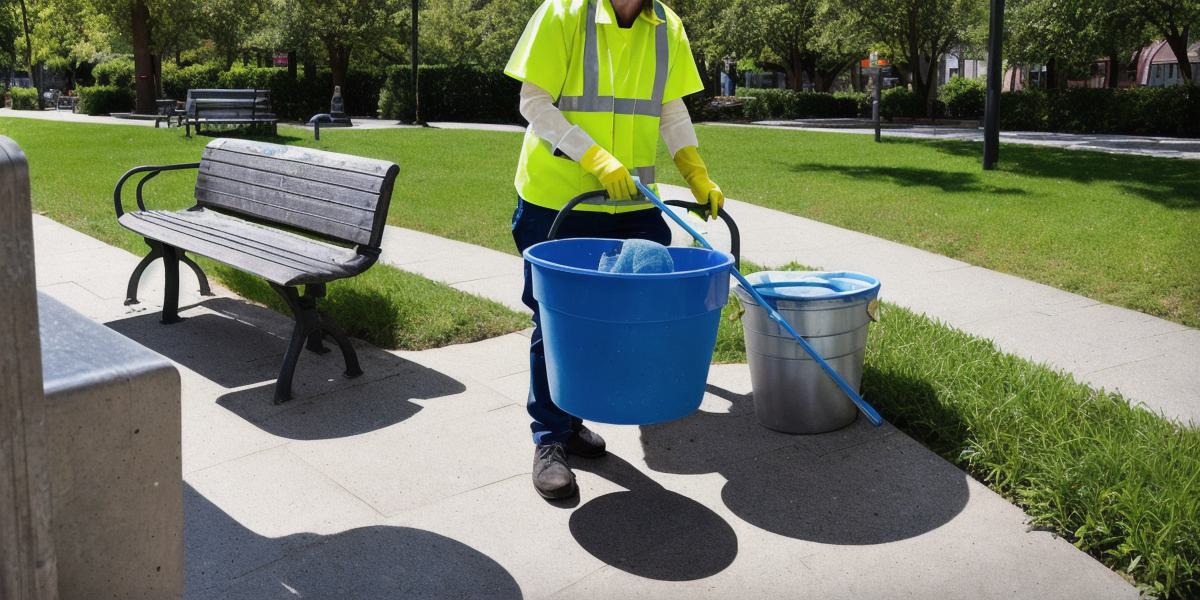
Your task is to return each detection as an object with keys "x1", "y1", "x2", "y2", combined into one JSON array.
[{"x1": 597, "y1": 239, "x2": 675, "y2": 274}]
